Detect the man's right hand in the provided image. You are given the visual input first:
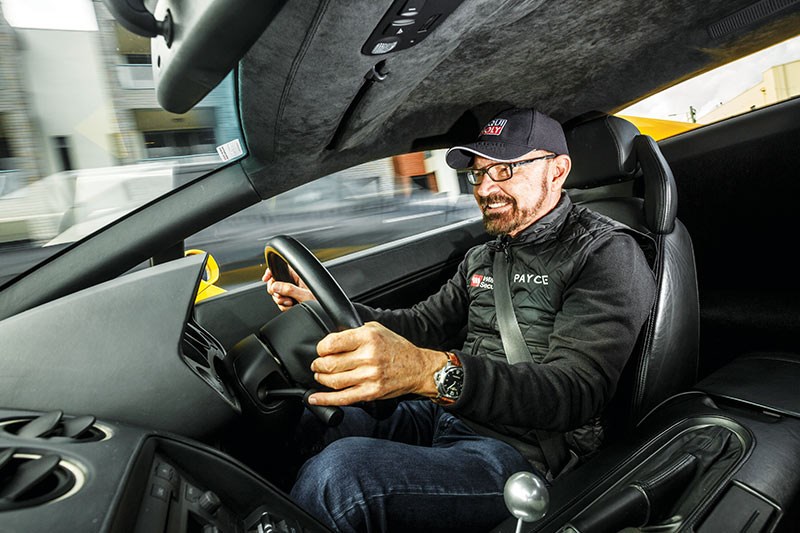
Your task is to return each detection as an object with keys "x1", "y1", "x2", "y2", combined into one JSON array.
[{"x1": 263, "y1": 267, "x2": 315, "y2": 311}]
